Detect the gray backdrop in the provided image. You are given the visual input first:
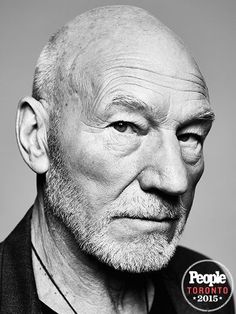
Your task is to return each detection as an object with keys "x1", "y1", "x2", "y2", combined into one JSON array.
[{"x1": 1, "y1": 0, "x2": 235, "y2": 285}]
